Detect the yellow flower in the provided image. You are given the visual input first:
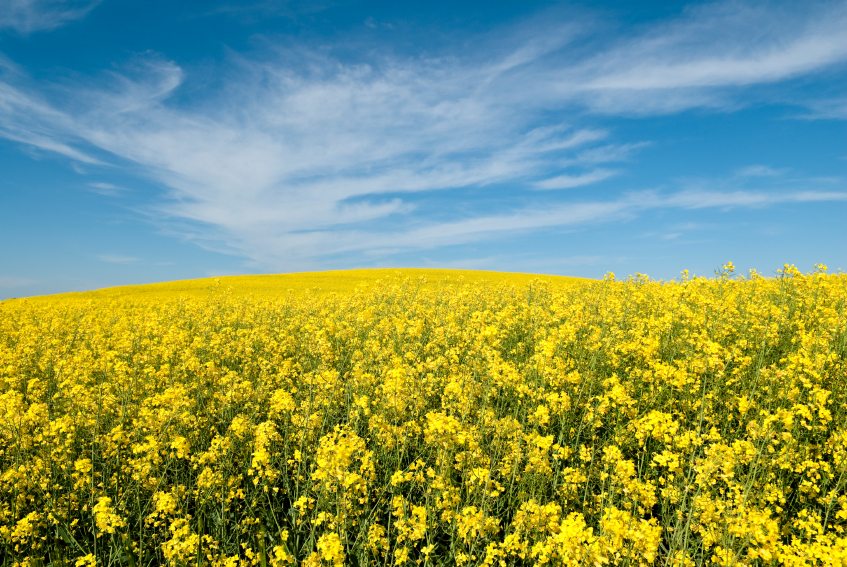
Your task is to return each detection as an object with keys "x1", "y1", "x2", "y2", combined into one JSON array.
[
  {"x1": 2, "y1": 267, "x2": 846, "y2": 565},
  {"x1": 92, "y1": 497, "x2": 125, "y2": 535},
  {"x1": 316, "y1": 533, "x2": 345, "y2": 566},
  {"x1": 74, "y1": 555, "x2": 96, "y2": 567}
]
